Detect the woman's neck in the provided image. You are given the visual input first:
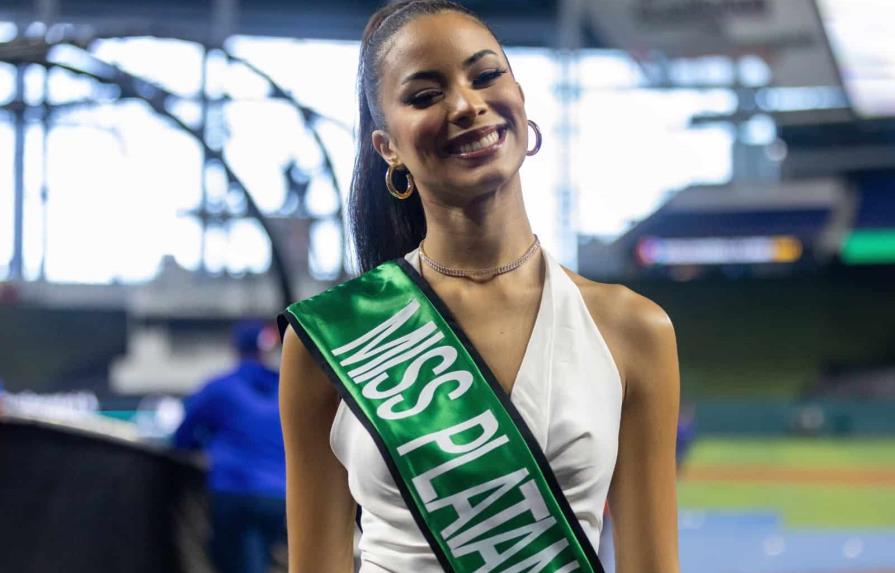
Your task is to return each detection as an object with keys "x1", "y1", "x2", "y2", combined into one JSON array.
[{"x1": 419, "y1": 176, "x2": 535, "y2": 271}]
